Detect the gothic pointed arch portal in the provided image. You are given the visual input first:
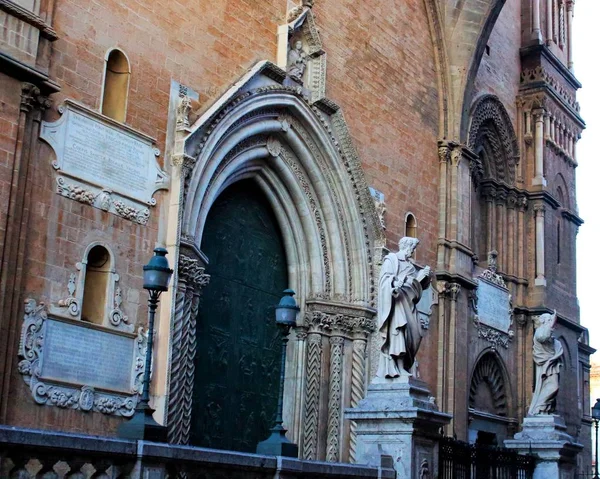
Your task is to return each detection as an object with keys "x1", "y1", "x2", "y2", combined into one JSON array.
[{"x1": 168, "y1": 62, "x2": 384, "y2": 461}]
